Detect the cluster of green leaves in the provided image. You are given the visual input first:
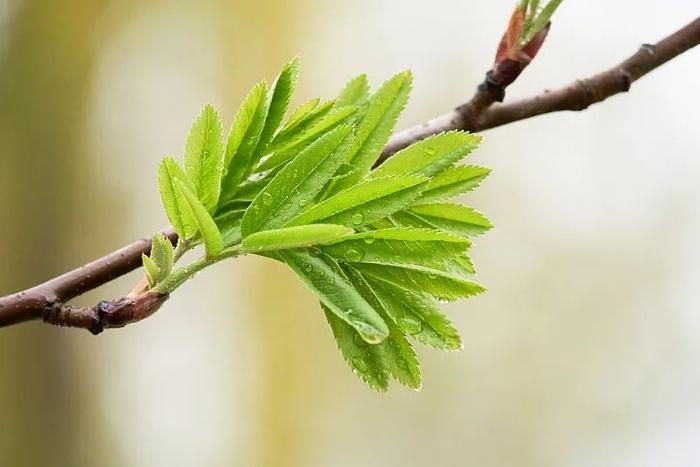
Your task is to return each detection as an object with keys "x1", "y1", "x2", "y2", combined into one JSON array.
[
  {"x1": 518, "y1": 0, "x2": 564, "y2": 43},
  {"x1": 144, "y1": 57, "x2": 492, "y2": 391}
]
